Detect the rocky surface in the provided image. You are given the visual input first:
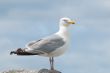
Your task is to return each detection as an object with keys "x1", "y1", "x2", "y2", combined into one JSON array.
[
  {"x1": 1, "y1": 69, "x2": 38, "y2": 73},
  {"x1": 1, "y1": 69, "x2": 61, "y2": 73}
]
